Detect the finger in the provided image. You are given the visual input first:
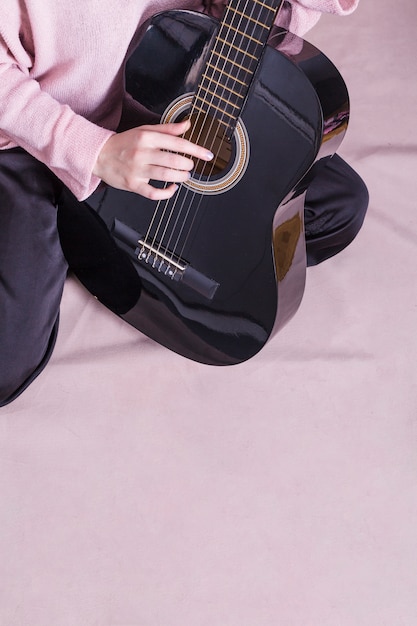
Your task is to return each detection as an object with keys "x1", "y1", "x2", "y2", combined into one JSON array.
[
  {"x1": 145, "y1": 164, "x2": 192, "y2": 184},
  {"x1": 148, "y1": 118, "x2": 191, "y2": 137},
  {"x1": 161, "y1": 135, "x2": 214, "y2": 162},
  {"x1": 135, "y1": 182, "x2": 179, "y2": 201},
  {"x1": 145, "y1": 122, "x2": 214, "y2": 161},
  {"x1": 151, "y1": 150, "x2": 195, "y2": 172}
]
